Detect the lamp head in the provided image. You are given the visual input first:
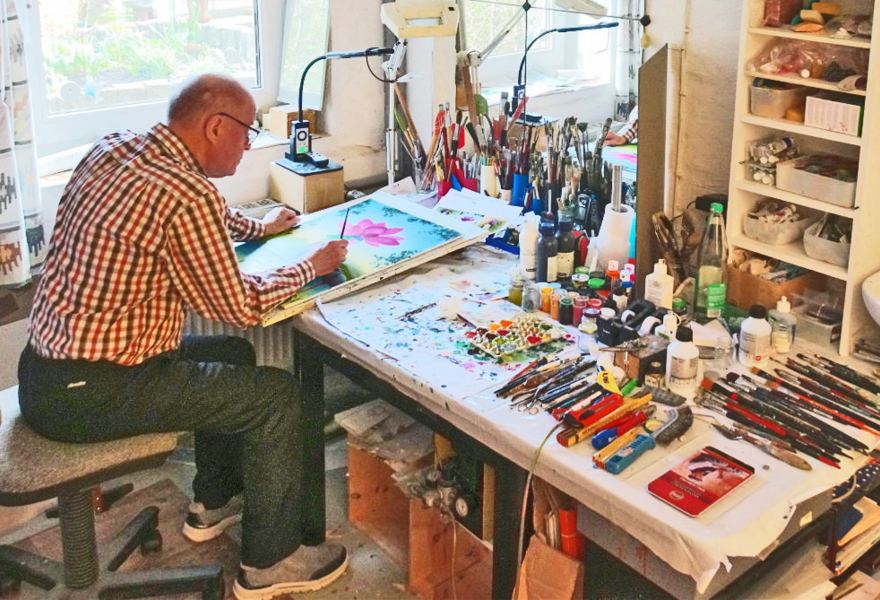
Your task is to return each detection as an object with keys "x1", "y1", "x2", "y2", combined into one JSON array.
[{"x1": 381, "y1": 0, "x2": 459, "y2": 39}]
